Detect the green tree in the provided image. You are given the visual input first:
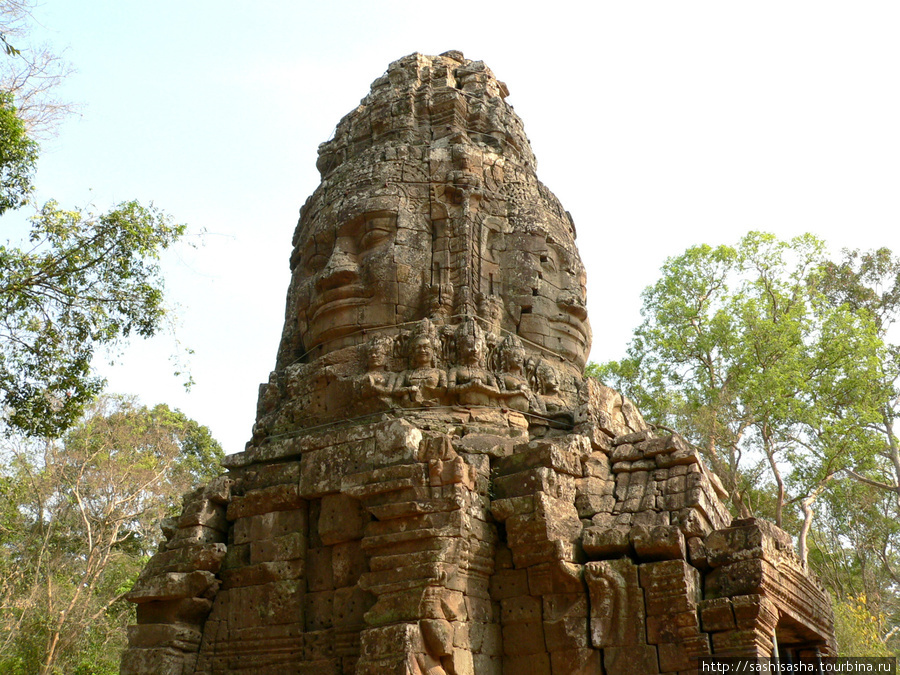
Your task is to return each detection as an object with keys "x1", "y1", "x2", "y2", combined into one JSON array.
[
  {"x1": 0, "y1": 396, "x2": 223, "y2": 675},
  {"x1": 593, "y1": 232, "x2": 888, "y2": 563},
  {"x1": 819, "y1": 248, "x2": 900, "y2": 514},
  {"x1": 0, "y1": 3, "x2": 188, "y2": 439},
  {"x1": 808, "y1": 476, "x2": 900, "y2": 656},
  {"x1": 833, "y1": 595, "x2": 896, "y2": 658},
  {"x1": 806, "y1": 247, "x2": 900, "y2": 656},
  {"x1": 0, "y1": 201, "x2": 186, "y2": 437},
  {"x1": 0, "y1": 90, "x2": 35, "y2": 211}
]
